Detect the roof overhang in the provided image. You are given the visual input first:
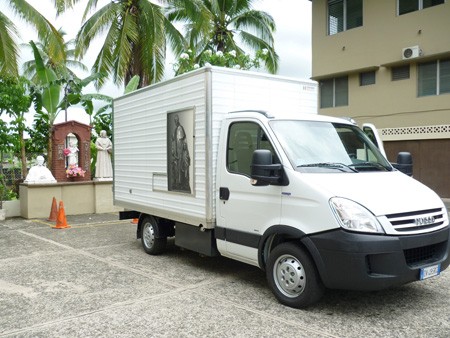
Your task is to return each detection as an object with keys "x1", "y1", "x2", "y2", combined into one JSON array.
[
  {"x1": 381, "y1": 51, "x2": 450, "y2": 68},
  {"x1": 311, "y1": 66, "x2": 379, "y2": 81}
]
